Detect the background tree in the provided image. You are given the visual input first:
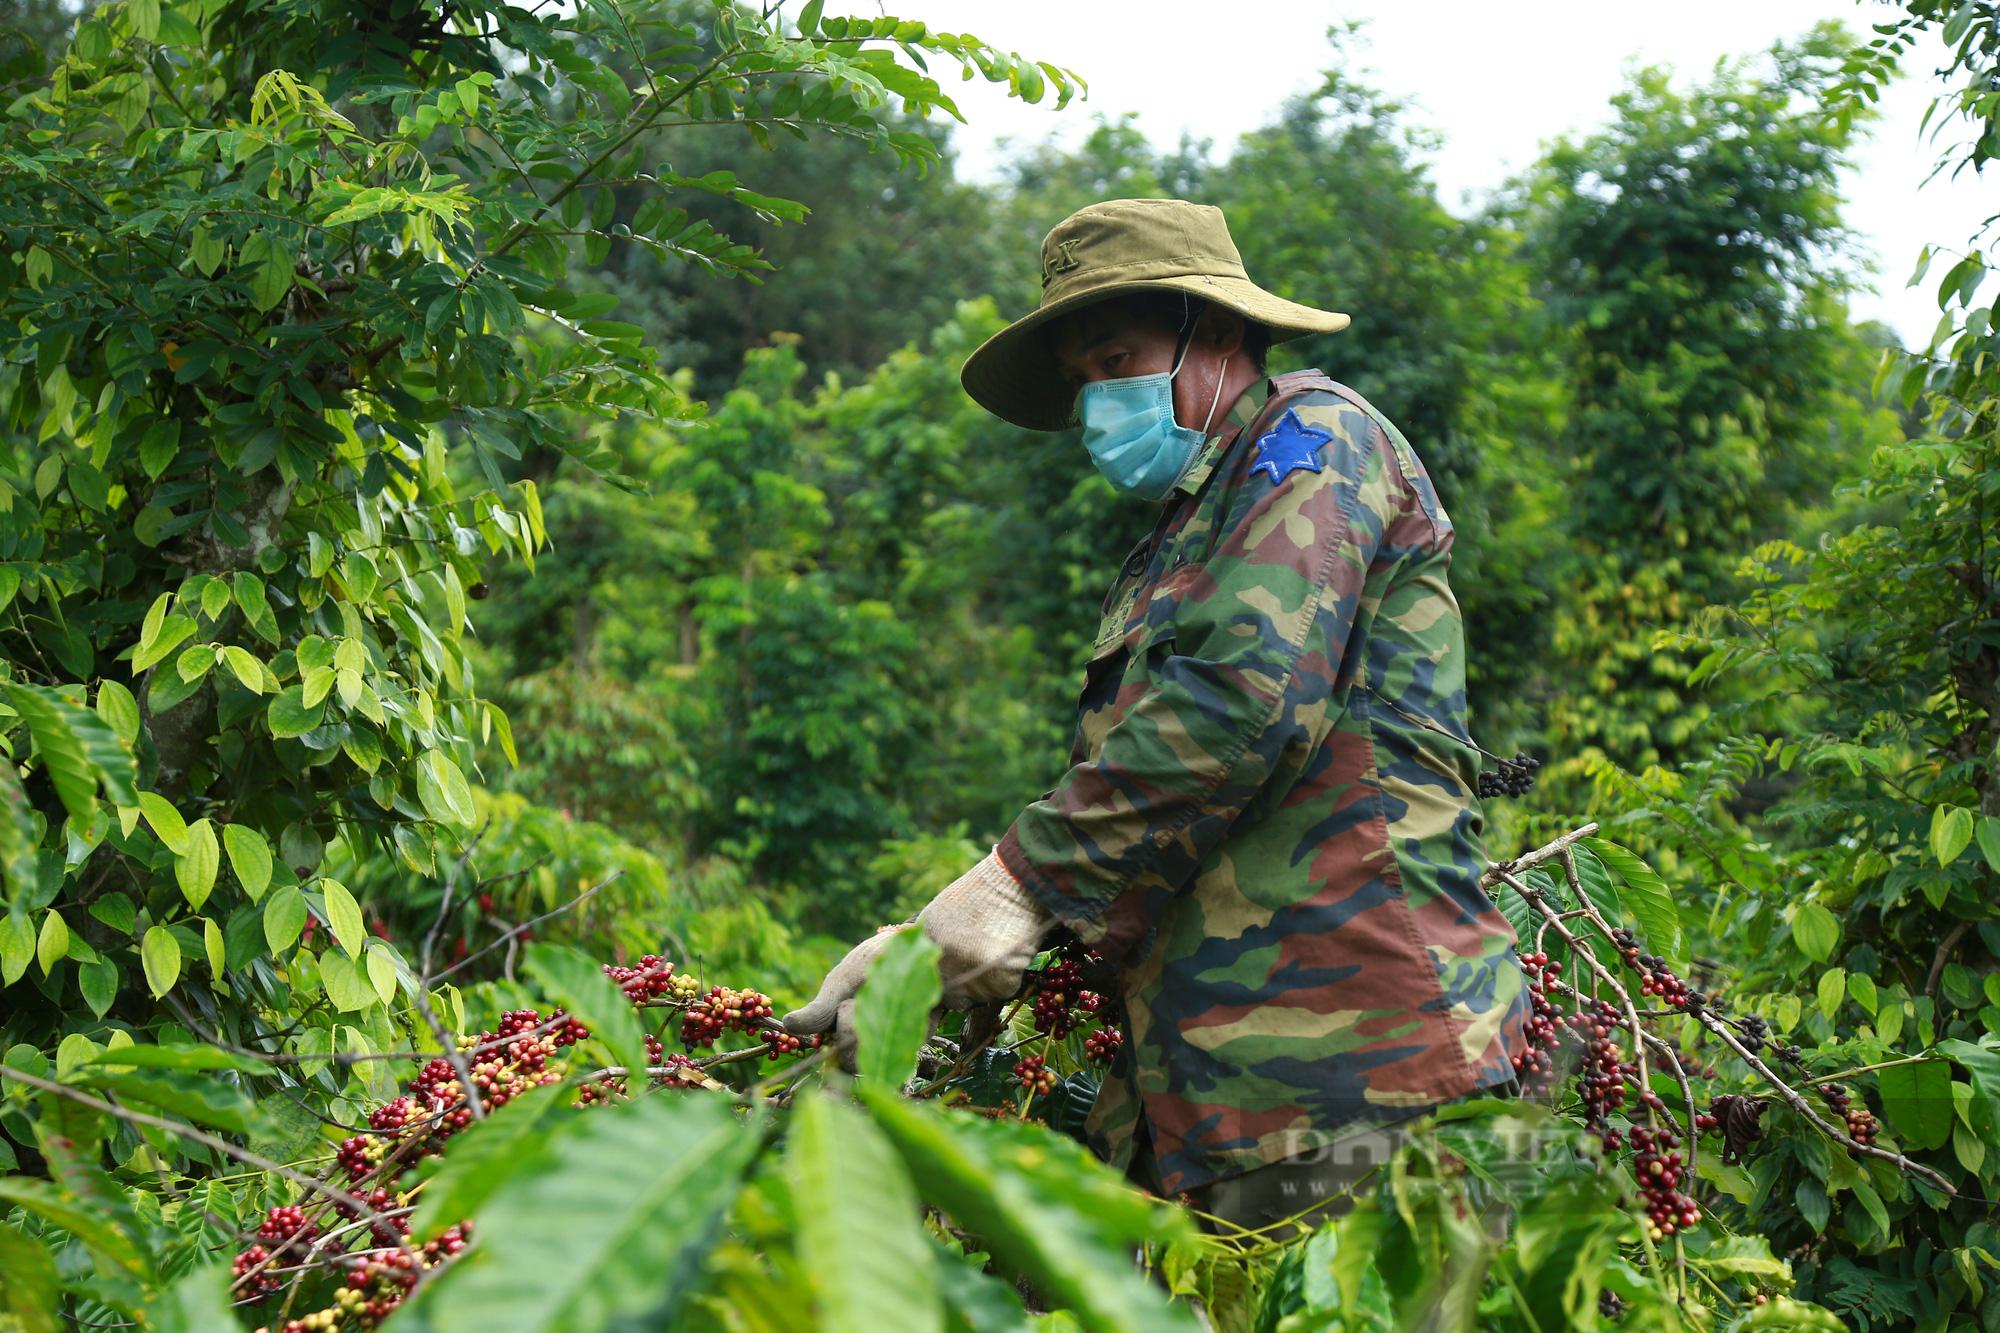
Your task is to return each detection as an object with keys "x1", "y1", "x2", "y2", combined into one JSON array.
[{"x1": 1512, "y1": 25, "x2": 1894, "y2": 794}]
